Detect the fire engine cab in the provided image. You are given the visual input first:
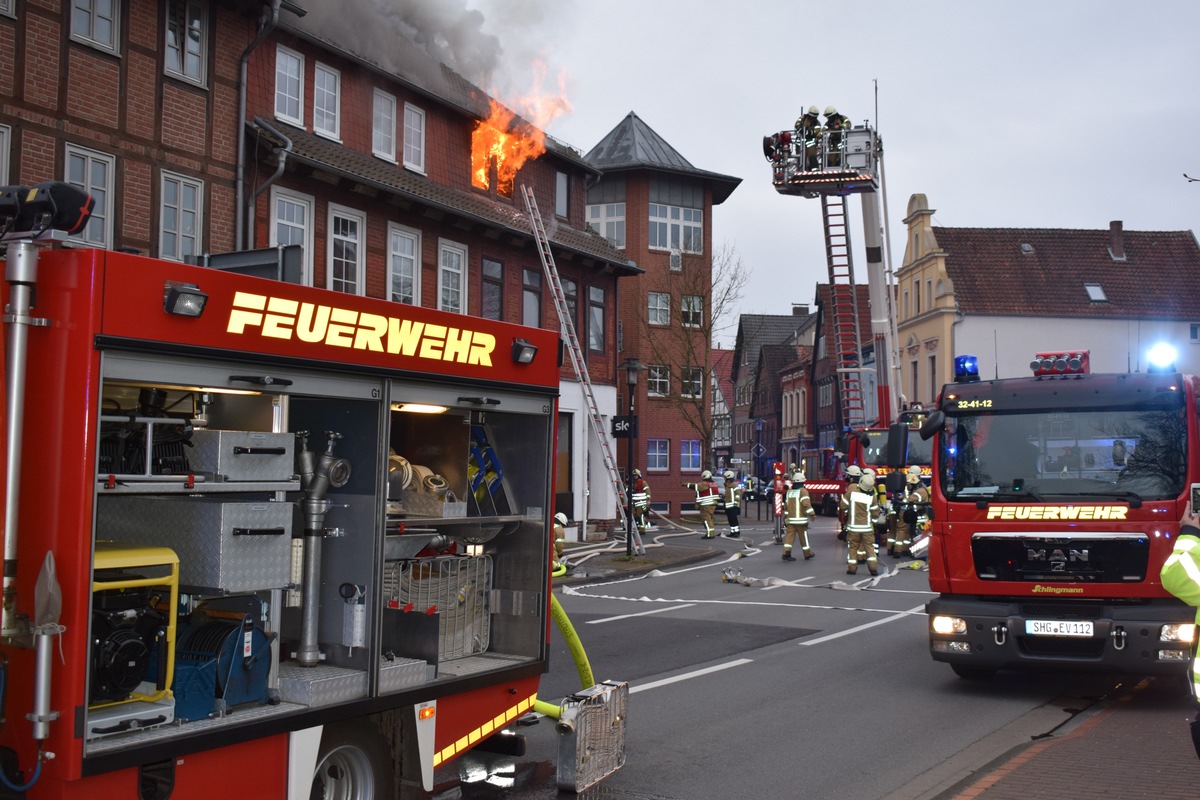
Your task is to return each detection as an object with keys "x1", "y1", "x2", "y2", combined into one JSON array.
[
  {"x1": 0, "y1": 184, "x2": 577, "y2": 798},
  {"x1": 911, "y1": 349, "x2": 1196, "y2": 678}
]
